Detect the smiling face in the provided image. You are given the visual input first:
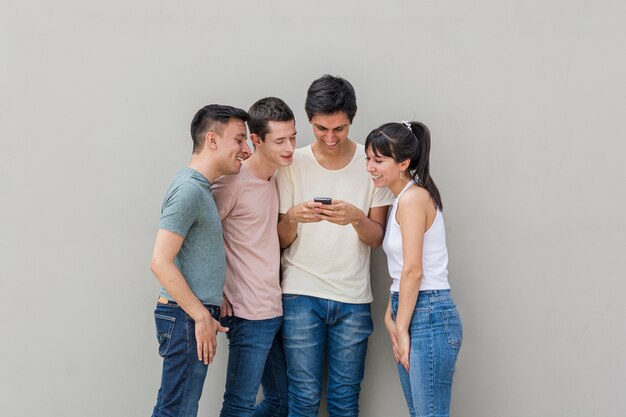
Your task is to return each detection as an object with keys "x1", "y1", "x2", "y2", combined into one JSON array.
[
  {"x1": 310, "y1": 112, "x2": 351, "y2": 155},
  {"x1": 215, "y1": 118, "x2": 250, "y2": 176},
  {"x1": 365, "y1": 146, "x2": 410, "y2": 194},
  {"x1": 254, "y1": 120, "x2": 296, "y2": 168}
]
